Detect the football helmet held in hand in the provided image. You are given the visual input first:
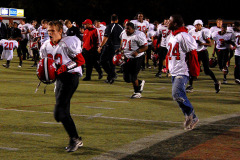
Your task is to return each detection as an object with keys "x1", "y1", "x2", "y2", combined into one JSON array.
[
  {"x1": 37, "y1": 58, "x2": 56, "y2": 84},
  {"x1": 209, "y1": 57, "x2": 218, "y2": 68},
  {"x1": 113, "y1": 54, "x2": 125, "y2": 66}
]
